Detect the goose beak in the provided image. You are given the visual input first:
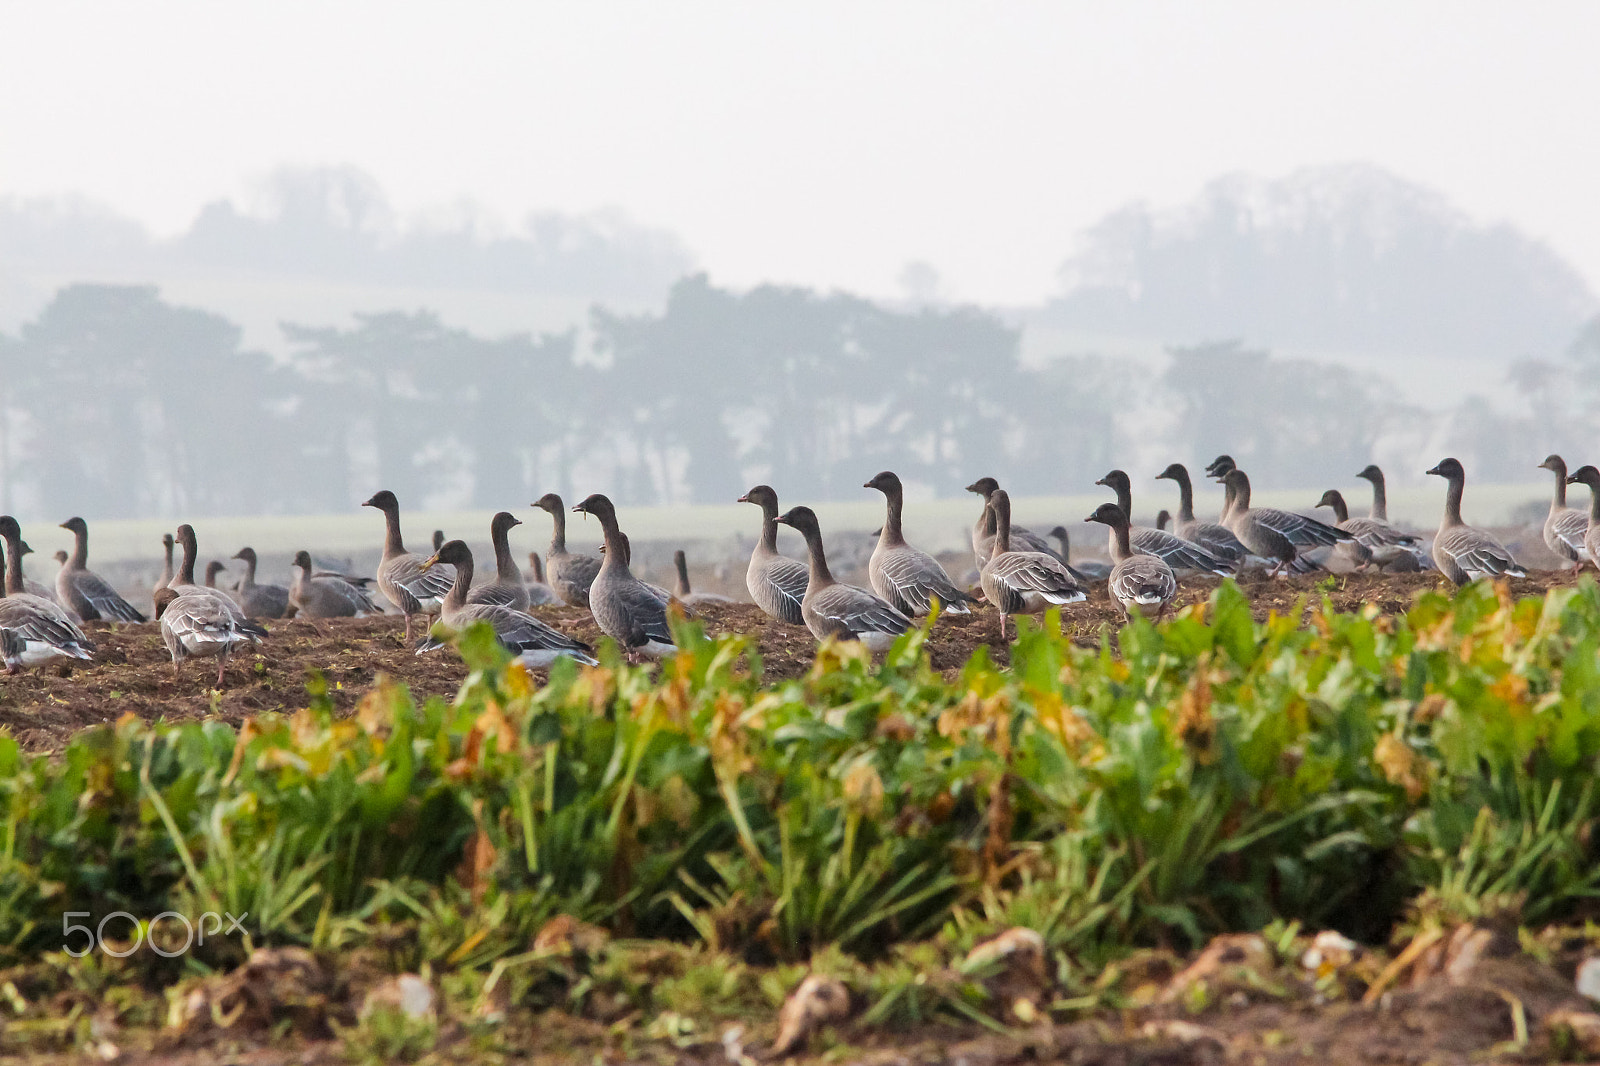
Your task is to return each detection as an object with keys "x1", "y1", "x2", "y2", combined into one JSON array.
[
  {"x1": 1567, "y1": 474, "x2": 1582, "y2": 485},
  {"x1": 419, "y1": 553, "x2": 440, "y2": 572},
  {"x1": 1425, "y1": 464, "x2": 1442, "y2": 477},
  {"x1": 1083, "y1": 513, "x2": 1098, "y2": 524},
  {"x1": 736, "y1": 493, "x2": 749, "y2": 503},
  {"x1": 861, "y1": 481, "x2": 872, "y2": 489},
  {"x1": 1093, "y1": 477, "x2": 1108, "y2": 487}
]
